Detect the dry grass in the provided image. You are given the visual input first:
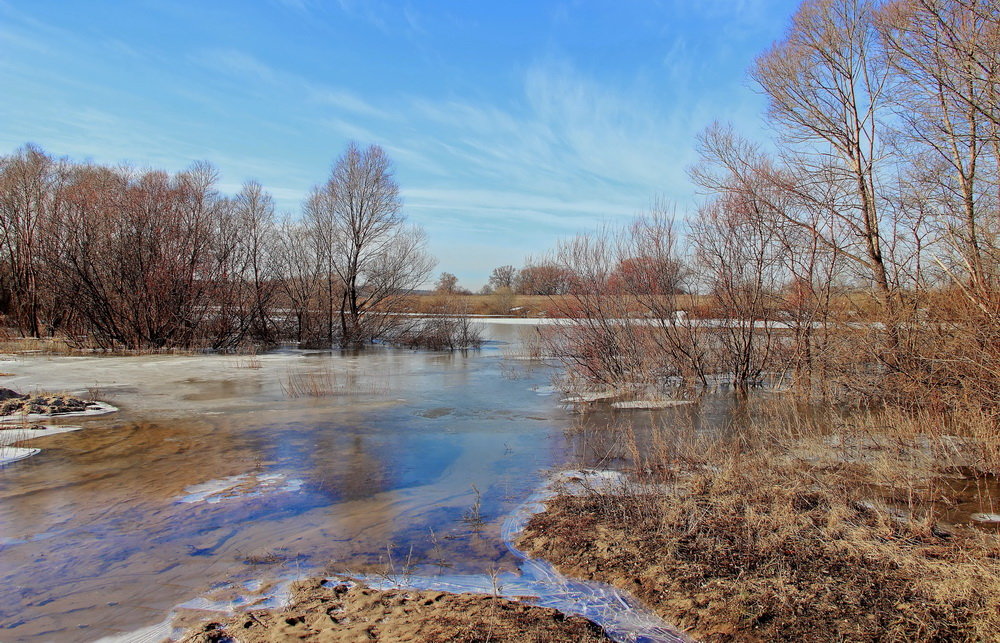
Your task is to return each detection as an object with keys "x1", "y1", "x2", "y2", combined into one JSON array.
[
  {"x1": 280, "y1": 368, "x2": 339, "y2": 398},
  {"x1": 401, "y1": 292, "x2": 885, "y2": 320},
  {"x1": 0, "y1": 335, "x2": 76, "y2": 355},
  {"x1": 520, "y1": 403, "x2": 1000, "y2": 642},
  {"x1": 233, "y1": 355, "x2": 263, "y2": 369},
  {"x1": 279, "y1": 367, "x2": 390, "y2": 398}
]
